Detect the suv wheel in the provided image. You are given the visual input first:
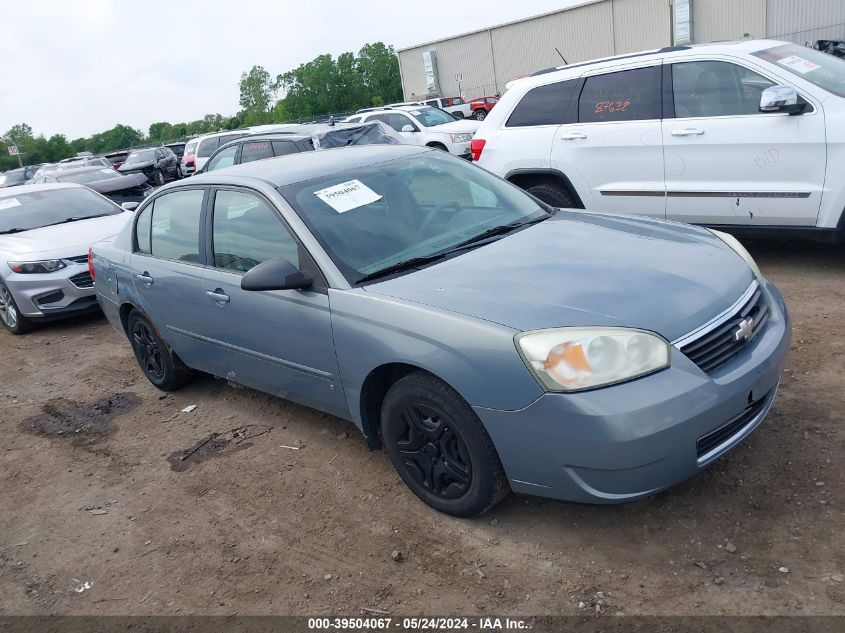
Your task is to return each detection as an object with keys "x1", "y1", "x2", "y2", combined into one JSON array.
[
  {"x1": 176, "y1": 164, "x2": 183, "y2": 179},
  {"x1": 0, "y1": 282, "x2": 33, "y2": 335},
  {"x1": 127, "y1": 310, "x2": 192, "y2": 390},
  {"x1": 474, "y1": 109, "x2": 487, "y2": 121},
  {"x1": 154, "y1": 169, "x2": 165, "y2": 186},
  {"x1": 526, "y1": 182, "x2": 577, "y2": 208},
  {"x1": 381, "y1": 371, "x2": 509, "y2": 517}
]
